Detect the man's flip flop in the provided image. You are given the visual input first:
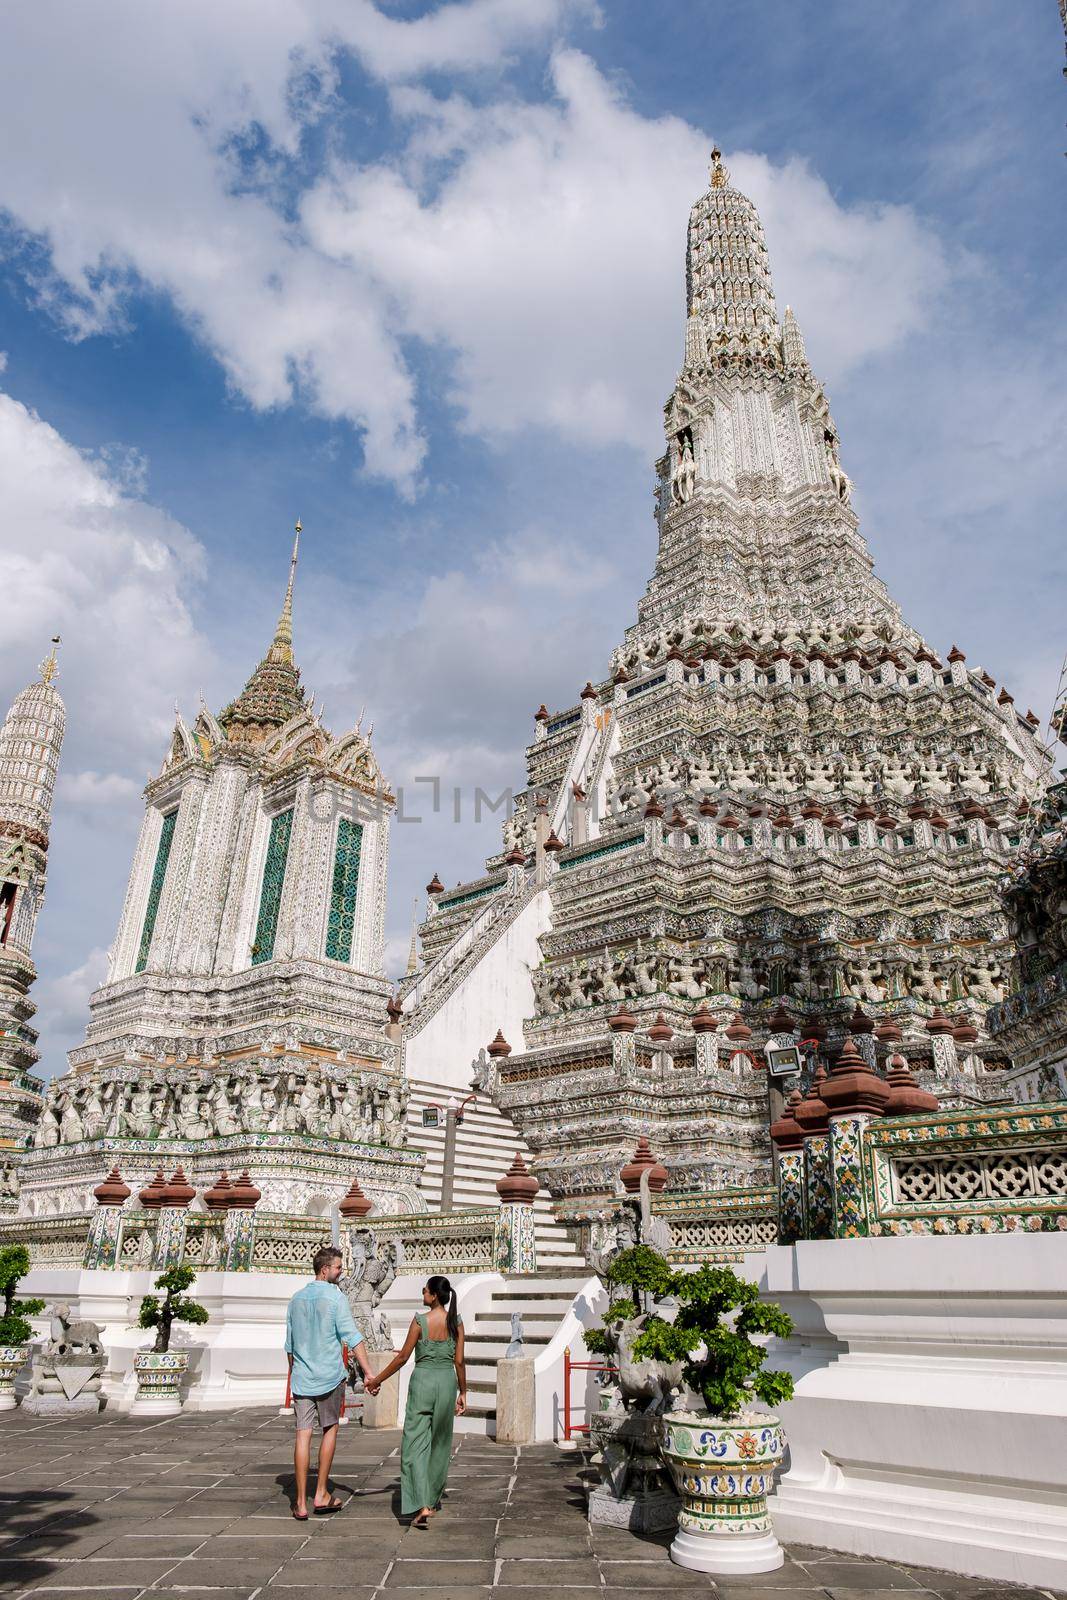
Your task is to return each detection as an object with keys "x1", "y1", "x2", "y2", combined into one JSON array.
[{"x1": 313, "y1": 1498, "x2": 344, "y2": 1514}]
